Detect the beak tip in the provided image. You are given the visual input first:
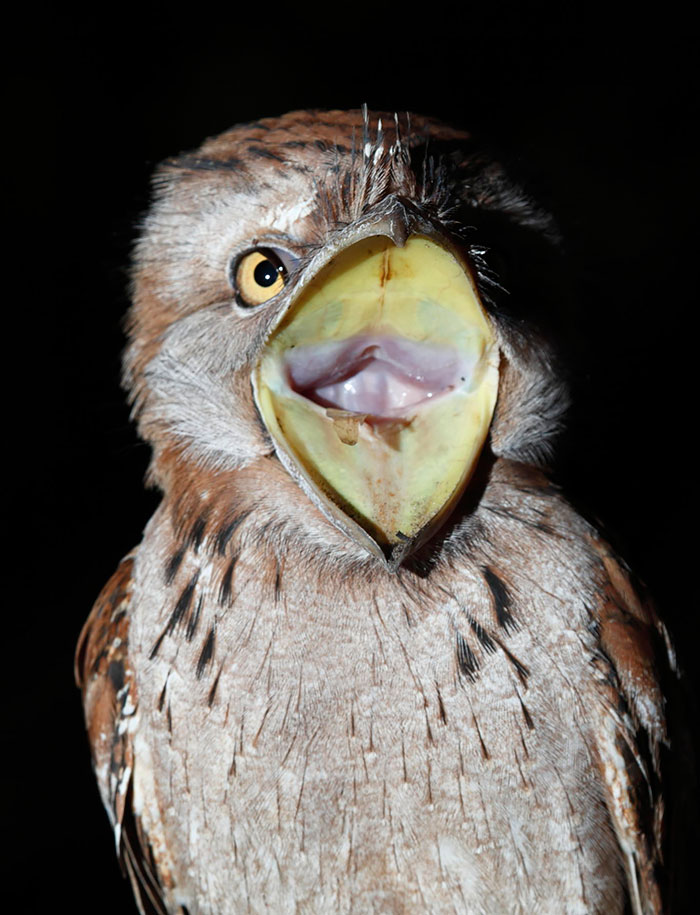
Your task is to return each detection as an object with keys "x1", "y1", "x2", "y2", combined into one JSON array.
[{"x1": 380, "y1": 535, "x2": 415, "y2": 573}]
